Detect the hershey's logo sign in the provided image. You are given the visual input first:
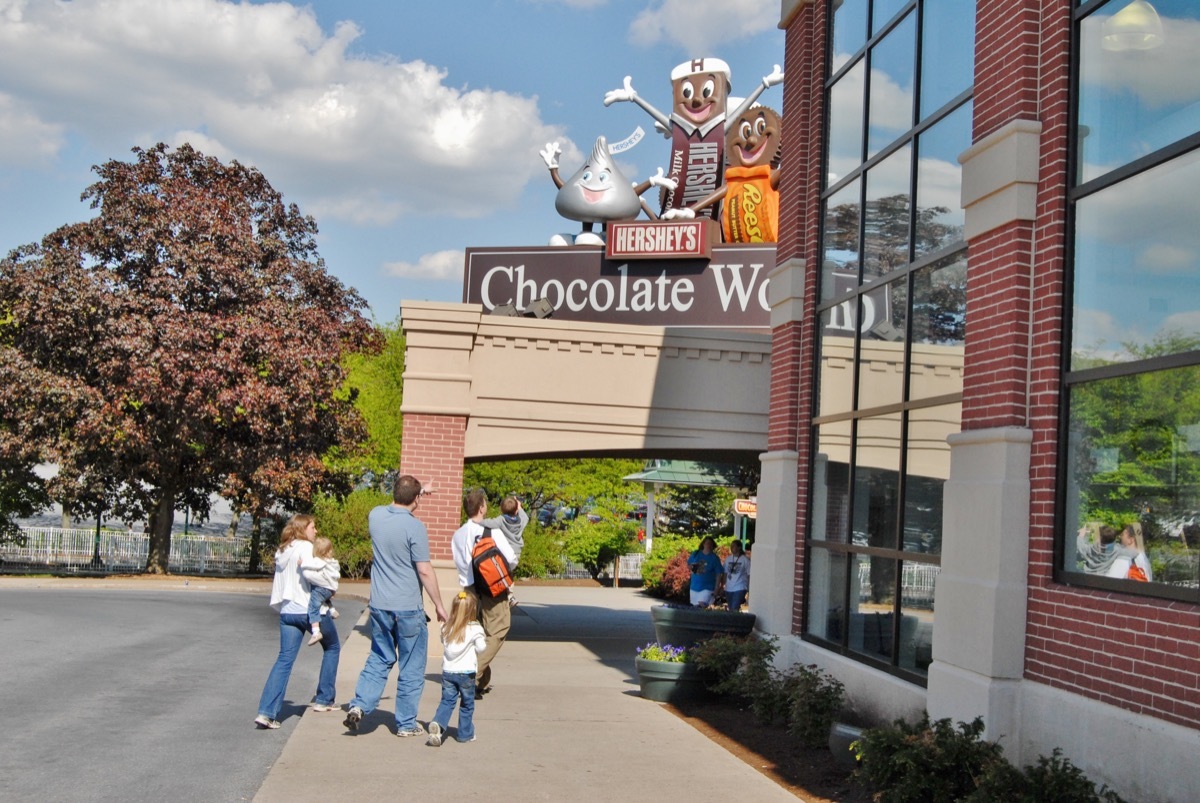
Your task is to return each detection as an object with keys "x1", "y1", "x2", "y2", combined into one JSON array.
[{"x1": 606, "y1": 220, "x2": 713, "y2": 260}]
